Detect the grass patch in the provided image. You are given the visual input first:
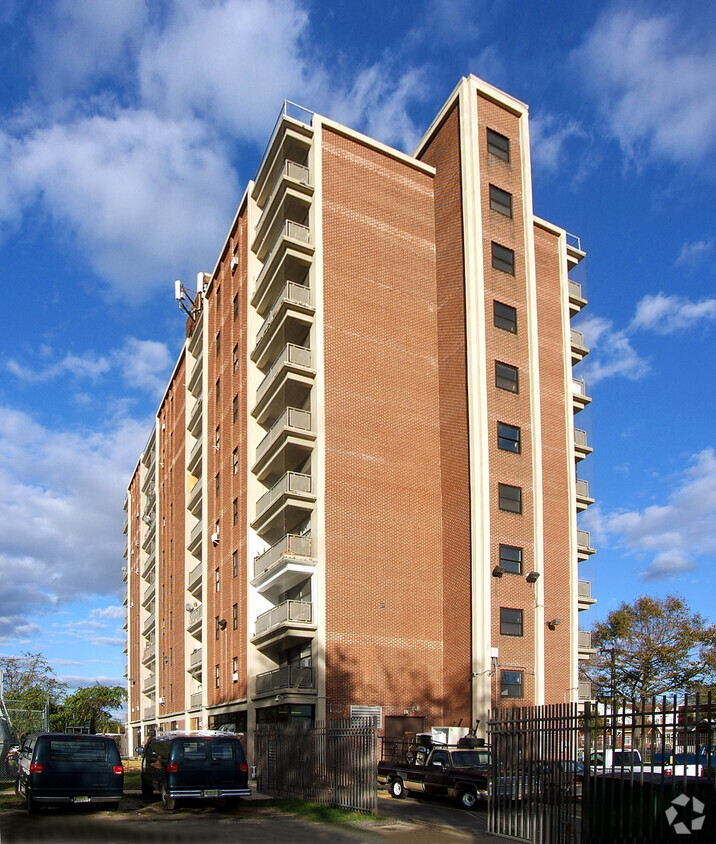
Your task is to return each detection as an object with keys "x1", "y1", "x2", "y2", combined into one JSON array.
[
  {"x1": 266, "y1": 797, "x2": 375, "y2": 824},
  {"x1": 123, "y1": 770, "x2": 141, "y2": 791}
]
